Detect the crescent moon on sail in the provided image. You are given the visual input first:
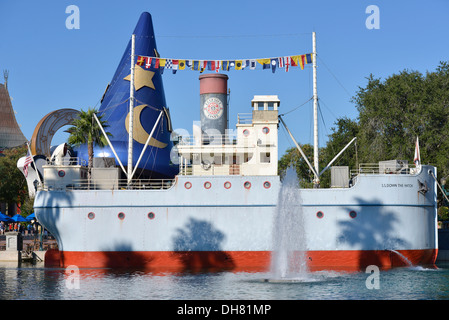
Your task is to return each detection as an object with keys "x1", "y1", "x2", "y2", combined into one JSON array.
[{"x1": 125, "y1": 104, "x2": 167, "y2": 148}]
